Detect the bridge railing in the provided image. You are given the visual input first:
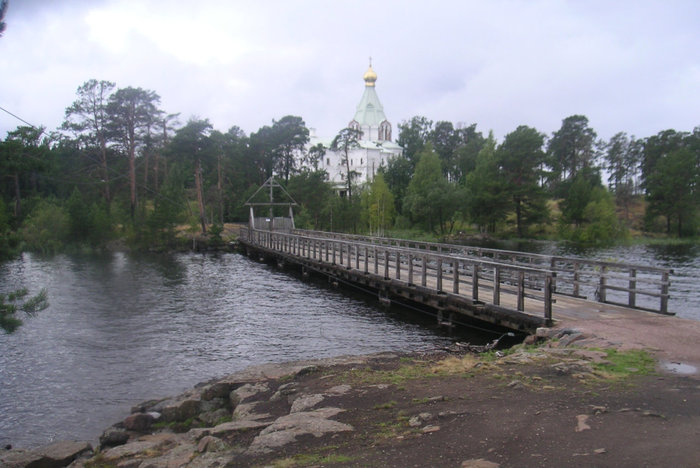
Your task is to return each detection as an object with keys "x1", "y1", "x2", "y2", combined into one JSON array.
[
  {"x1": 291, "y1": 229, "x2": 673, "y2": 315},
  {"x1": 241, "y1": 227, "x2": 556, "y2": 322}
]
